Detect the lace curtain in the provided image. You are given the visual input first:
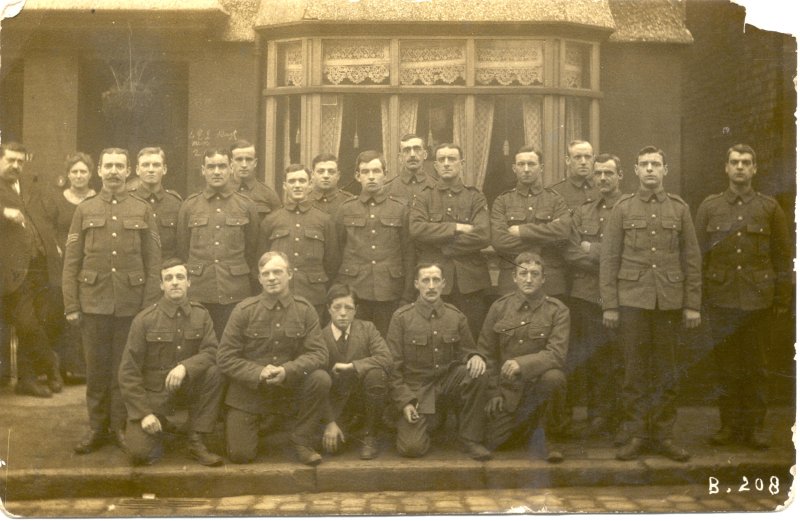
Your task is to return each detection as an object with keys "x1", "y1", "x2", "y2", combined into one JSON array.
[
  {"x1": 380, "y1": 99, "x2": 391, "y2": 157},
  {"x1": 399, "y1": 41, "x2": 466, "y2": 85},
  {"x1": 565, "y1": 98, "x2": 585, "y2": 145},
  {"x1": 473, "y1": 97, "x2": 495, "y2": 189},
  {"x1": 282, "y1": 107, "x2": 292, "y2": 168},
  {"x1": 321, "y1": 94, "x2": 344, "y2": 156},
  {"x1": 475, "y1": 40, "x2": 544, "y2": 86},
  {"x1": 281, "y1": 41, "x2": 303, "y2": 87},
  {"x1": 323, "y1": 40, "x2": 390, "y2": 85}
]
